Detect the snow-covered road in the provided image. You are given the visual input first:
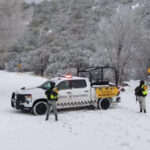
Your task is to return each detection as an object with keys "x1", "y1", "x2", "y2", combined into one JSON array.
[{"x1": 0, "y1": 71, "x2": 150, "y2": 150}]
